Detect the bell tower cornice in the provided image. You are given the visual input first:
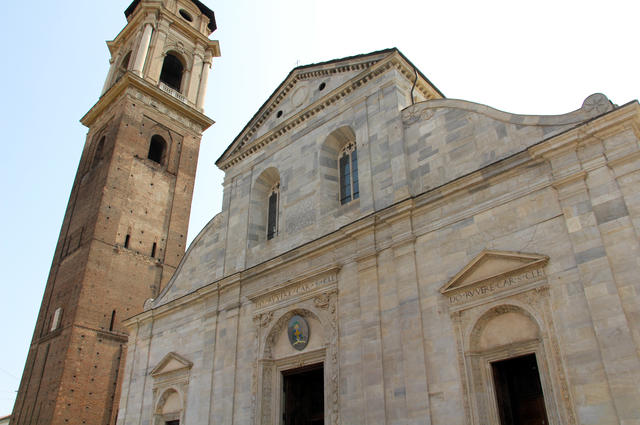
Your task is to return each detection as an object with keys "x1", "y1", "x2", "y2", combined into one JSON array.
[
  {"x1": 81, "y1": 71, "x2": 214, "y2": 130},
  {"x1": 107, "y1": 5, "x2": 220, "y2": 58}
]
